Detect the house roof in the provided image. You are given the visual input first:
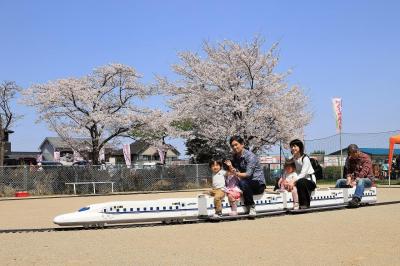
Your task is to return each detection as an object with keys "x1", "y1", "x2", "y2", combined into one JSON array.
[
  {"x1": 330, "y1": 148, "x2": 400, "y2": 156},
  {"x1": 39, "y1": 137, "x2": 113, "y2": 150},
  {"x1": 113, "y1": 139, "x2": 180, "y2": 156},
  {"x1": 6, "y1": 151, "x2": 40, "y2": 159}
]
